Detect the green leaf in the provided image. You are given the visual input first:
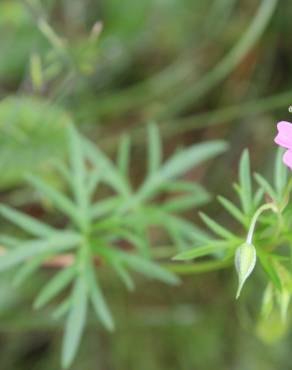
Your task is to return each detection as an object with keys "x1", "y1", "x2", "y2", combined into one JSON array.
[
  {"x1": 174, "y1": 241, "x2": 233, "y2": 261},
  {"x1": 239, "y1": 149, "x2": 252, "y2": 215},
  {"x1": 0, "y1": 234, "x2": 23, "y2": 247},
  {"x1": 90, "y1": 196, "x2": 122, "y2": 219},
  {"x1": 0, "y1": 96, "x2": 69, "y2": 188},
  {"x1": 0, "y1": 204, "x2": 56, "y2": 237},
  {"x1": 27, "y1": 175, "x2": 83, "y2": 228},
  {"x1": 217, "y1": 196, "x2": 246, "y2": 225},
  {"x1": 51, "y1": 160, "x2": 72, "y2": 188},
  {"x1": 254, "y1": 187, "x2": 264, "y2": 208},
  {"x1": 119, "y1": 252, "x2": 180, "y2": 285},
  {"x1": 159, "y1": 141, "x2": 227, "y2": 180},
  {"x1": 13, "y1": 255, "x2": 44, "y2": 287},
  {"x1": 117, "y1": 134, "x2": 131, "y2": 177},
  {"x1": 83, "y1": 138, "x2": 130, "y2": 196},
  {"x1": 0, "y1": 232, "x2": 80, "y2": 272},
  {"x1": 113, "y1": 229, "x2": 148, "y2": 255},
  {"x1": 131, "y1": 208, "x2": 209, "y2": 244},
  {"x1": 199, "y1": 212, "x2": 235, "y2": 240},
  {"x1": 62, "y1": 276, "x2": 87, "y2": 368},
  {"x1": 138, "y1": 140, "x2": 227, "y2": 200},
  {"x1": 261, "y1": 283, "x2": 274, "y2": 318},
  {"x1": 254, "y1": 173, "x2": 277, "y2": 202},
  {"x1": 162, "y1": 183, "x2": 210, "y2": 212},
  {"x1": 257, "y1": 249, "x2": 282, "y2": 290},
  {"x1": 67, "y1": 125, "x2": 88, "y2": 211},
  {"x1": 52, "y1": 298, "x2": 71, "y2": 320},
  {"x1": 274, "y1": 147, "x2": 288, "y2": 199},
  {"x1": 85, "y1": 265, "x2": 115, "y2": 331},
  {"x1": 34, "y1": 265, "x2": 76, "y2": 309},
  {"x1": 147, "y1": 122, "x2": 161, "y2": 175},
  {"x1": 87, "y1": 170, "x2": 101, "y2": 199},
  {"x1": 112, "y1": 261, "x2": 135, "y2": 291}
]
